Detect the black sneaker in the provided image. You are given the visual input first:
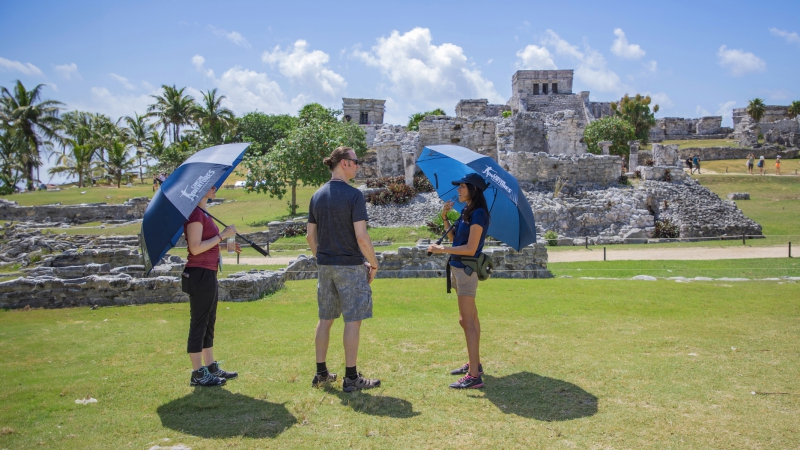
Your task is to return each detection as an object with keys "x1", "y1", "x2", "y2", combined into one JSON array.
[
  {"x1": 342, "y1": 373, "x2": 381, "y2": 392},
  {"x1": 450, "y1": 362, "x2": 483, "y2": 376},
  {"x1": 311, "y1": 372, "x2": 337, "y2": 387},
  {"x1": 190, "y1": 366, "x2": 226, "y2": 387},
  {"x1": 207, "y1": 361, "x2": 237, "y2": 380},
  {"x1": 449, "y1": 373, "x2": 484, "y2": 389}
]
